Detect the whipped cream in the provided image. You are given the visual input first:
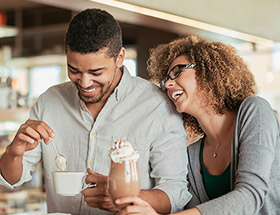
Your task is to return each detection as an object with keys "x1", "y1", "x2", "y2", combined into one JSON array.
[{"x1": 109, "y1": 140, "x2": 140, "y2": 163}]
